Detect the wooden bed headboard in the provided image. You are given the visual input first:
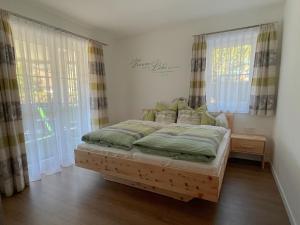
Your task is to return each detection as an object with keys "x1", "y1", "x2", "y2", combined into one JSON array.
[{"x1": 225, "y1": 113, "x2": 234, "y2": 130}]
